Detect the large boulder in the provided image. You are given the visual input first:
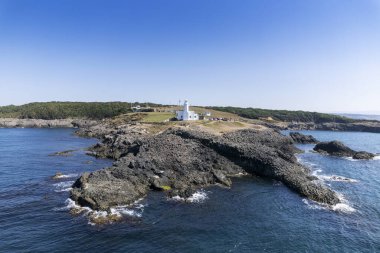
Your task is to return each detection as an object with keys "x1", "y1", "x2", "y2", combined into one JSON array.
[
  {"x1": 352, "y1": 151, "x2": 375, "y2": 160},
  {"x1": 313, "y1": 141, "x2": 375, "y2": 160},
  {"x1": 289, "y1": 132, "x2": 319, "y2": 144},
  {"x1": 313, "y1": 141, "x2": 355, "y2": 157}
]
